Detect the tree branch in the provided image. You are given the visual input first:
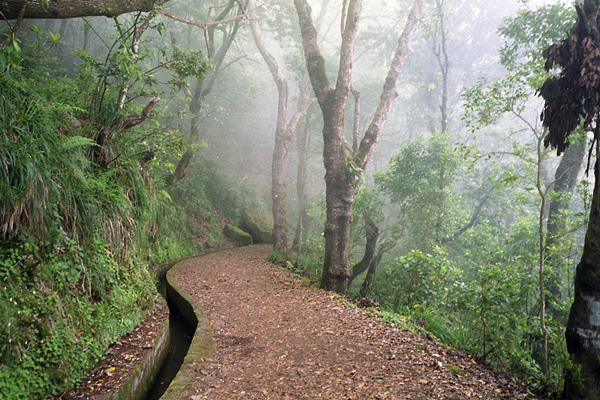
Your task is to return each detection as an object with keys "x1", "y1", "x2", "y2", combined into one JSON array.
[
  {"x1": 294, "y1": 0, "x2": 333, "y2": 104},
  {"x1": 118, "y1": 97, "x2": 161, "y2": 130},
  {"x1": 354, "y1": 0, "x2": 425, "y2": 168},
  {"x1": 159, "y1": 8, "x2": 247, "y2": 31},
  {"x1": 0, "y1": 0, "x2": 170, "y2": 20}
]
